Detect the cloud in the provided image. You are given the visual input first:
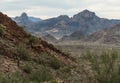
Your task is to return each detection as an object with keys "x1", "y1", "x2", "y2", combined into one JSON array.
[
  {"x1": 0, "y1": 0, "x2": 120, "y2": 19},
  {"x1": 26, "y1": 6, "x2": 80, "y2": 18}
]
